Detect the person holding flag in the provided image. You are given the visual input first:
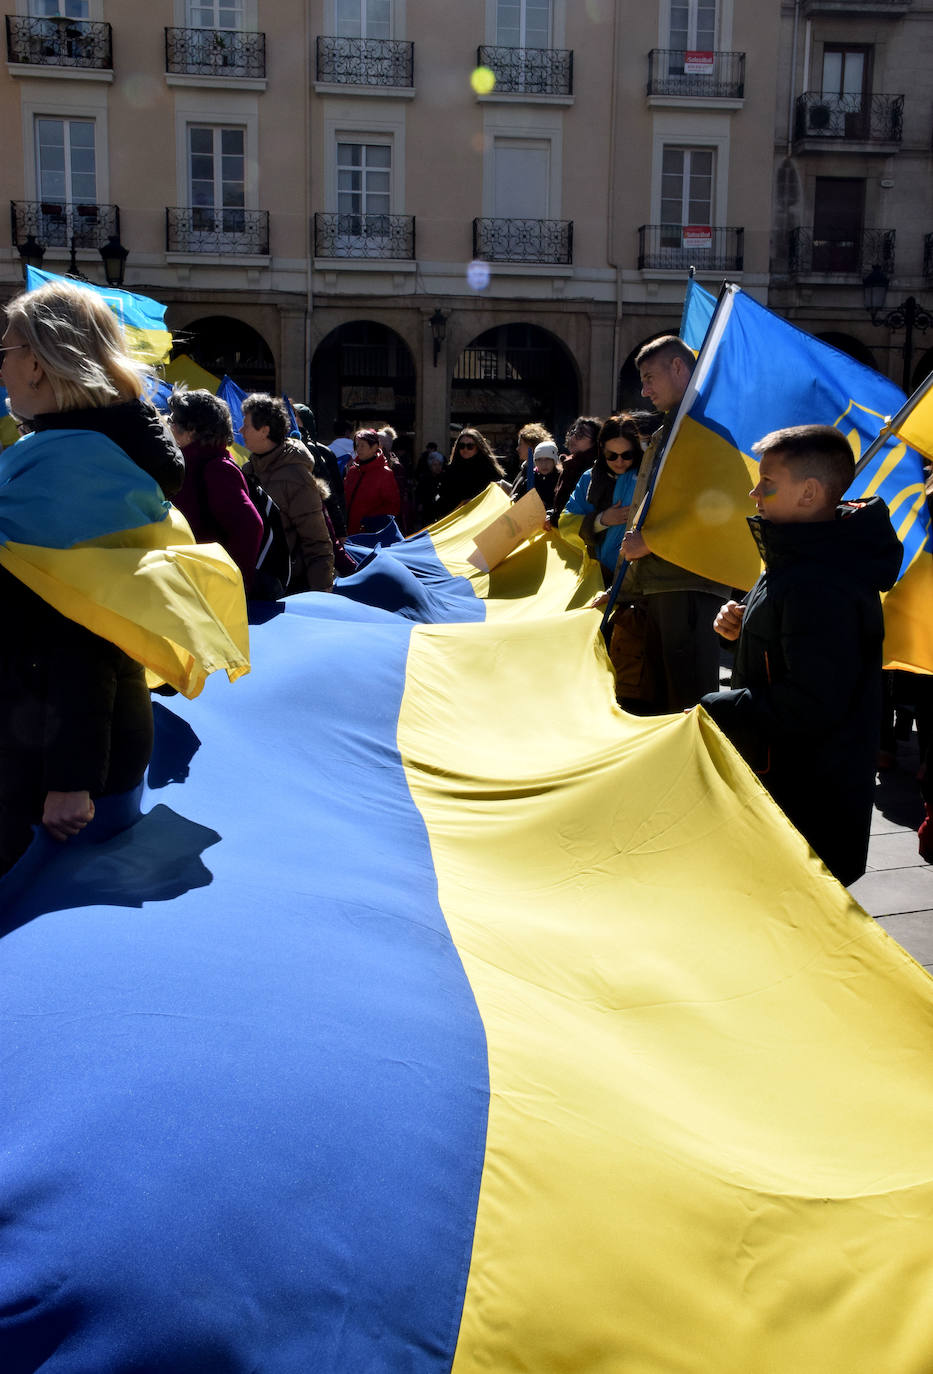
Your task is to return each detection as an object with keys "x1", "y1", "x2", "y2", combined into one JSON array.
[{"x1": 611, "y1": 336, "x2": 731, "y2": 713}]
